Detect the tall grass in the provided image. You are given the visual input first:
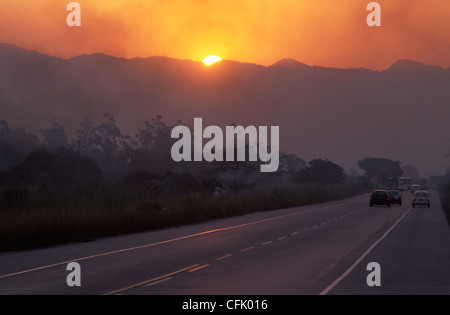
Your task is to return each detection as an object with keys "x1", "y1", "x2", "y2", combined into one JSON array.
[
  {"x1": 439, "y1": 180, "x2": 450, "y2": 223},
  {"x1": 0, "y1": 181, "x2": 369, "y2": 252}
]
